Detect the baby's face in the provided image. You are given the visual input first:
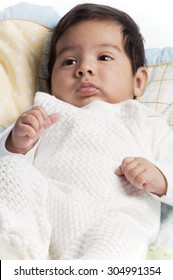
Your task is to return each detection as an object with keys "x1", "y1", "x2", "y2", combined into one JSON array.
[{"x1": 51, "y1": 20, "x2": 144, "y2": 107}]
